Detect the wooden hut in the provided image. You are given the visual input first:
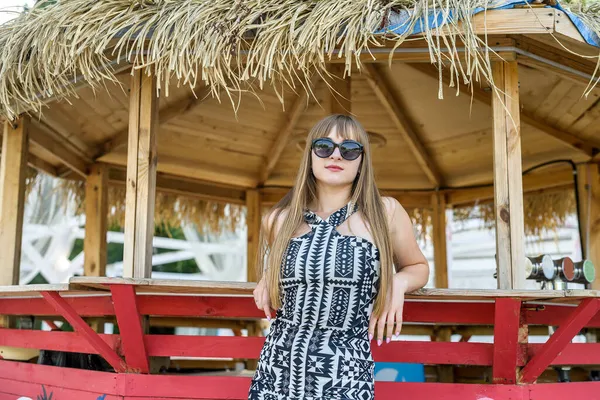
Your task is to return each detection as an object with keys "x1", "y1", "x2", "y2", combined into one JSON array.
[{"x1": 1, "y1": 0, "x2": 600, "y2": 398}]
